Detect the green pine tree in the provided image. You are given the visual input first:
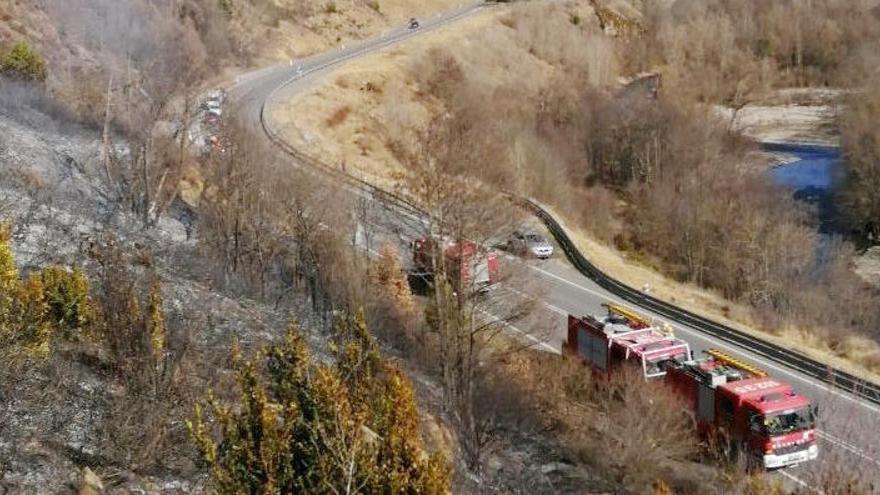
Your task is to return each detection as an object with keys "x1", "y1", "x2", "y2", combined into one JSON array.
[
  {"x1": 188, "y1": 319, "x2": 451, "y2": 494},
  {"x1": 0, "y1": 41, "x2": 47, "y2": 81}
]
